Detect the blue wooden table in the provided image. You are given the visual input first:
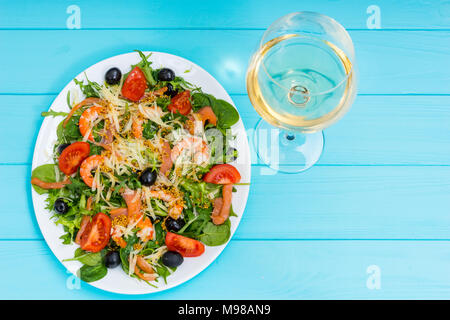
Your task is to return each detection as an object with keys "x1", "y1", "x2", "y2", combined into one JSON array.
[{"x1": 1, "y1": 0, "x2": 450, "y2": 299}]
